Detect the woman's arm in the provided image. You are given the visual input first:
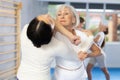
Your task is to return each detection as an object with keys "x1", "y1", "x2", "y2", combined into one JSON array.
[
  {"x1": 77, "y1": 41, "x2": 101, "y2": 60},
  {"x1": 87, "y1": 43, "x2": 102, "y2": 57},
  {"x1": 55, "y1": 21, "x2": 80, "y2": 45},
  {"x1": 94, "y1": 35, "x2": 100, "y2": 43},
  {"x1": 38, "y1": 14, "x2": 81, "y2": 45}
]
